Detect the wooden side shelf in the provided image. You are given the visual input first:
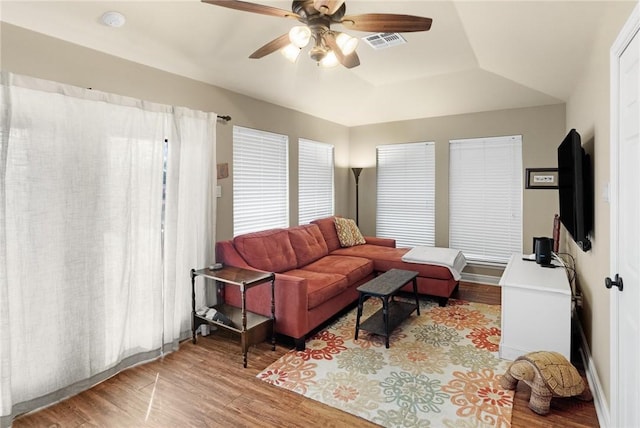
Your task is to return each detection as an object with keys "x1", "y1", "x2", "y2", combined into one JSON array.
[
  {"x1": 191, "y1": 267, "x2": 275, "y2": 368},
  {"x1": 193, "y1": 304, "x2": 272, "y2": 334}
]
